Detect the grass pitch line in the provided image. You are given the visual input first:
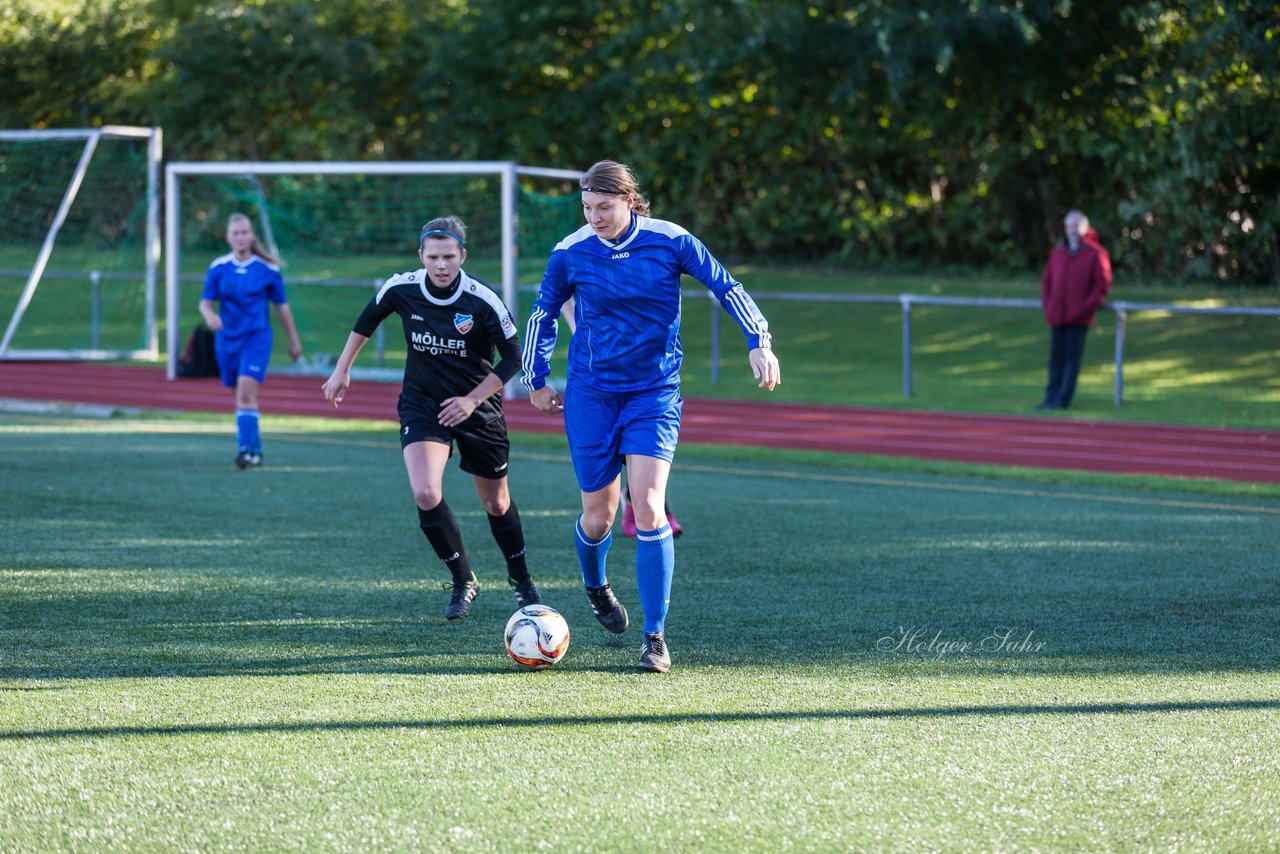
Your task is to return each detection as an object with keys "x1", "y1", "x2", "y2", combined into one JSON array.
[
  {"x1": 669, "y1": 459, "x2": 1280, "y2": 516},
  {"x1": 7, "y1": 414, "x2": 1277, "y2": 515},
  {"x1": 269, "y1": 434, "x2": 1280, "y2": 517},
  {"x1": 4, "y1": 697, "x2": 1277, "y2": 742}
]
